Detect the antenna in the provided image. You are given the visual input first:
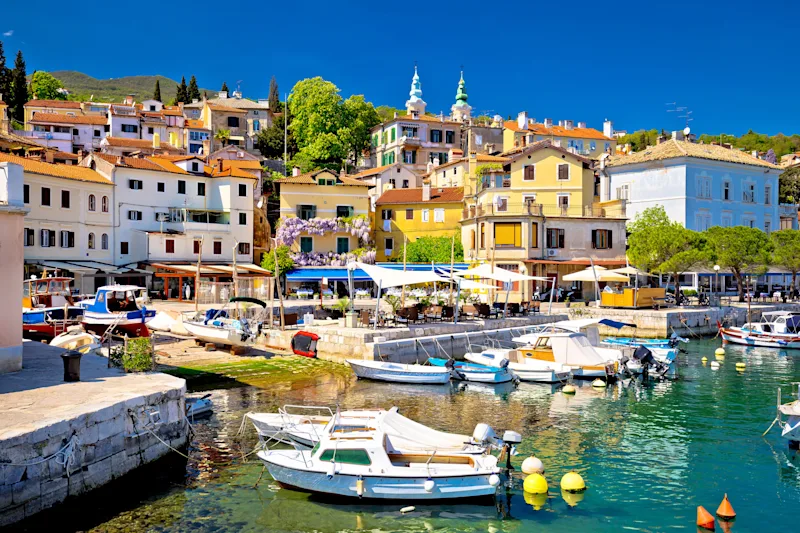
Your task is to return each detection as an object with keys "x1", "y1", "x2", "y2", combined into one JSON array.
[{"x1": 236, "y1": 80, "x2": 243, "y2": 94}]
